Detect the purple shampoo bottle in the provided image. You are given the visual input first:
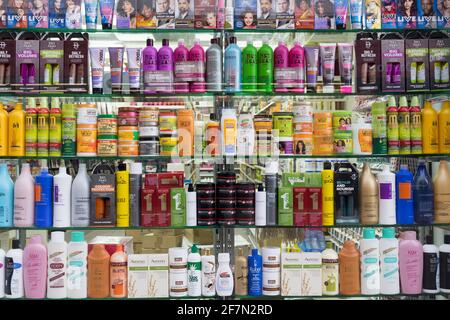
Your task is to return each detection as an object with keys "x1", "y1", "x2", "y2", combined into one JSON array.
[
  {"x1": 274, "y1": 41, "x2": 289, "y2": 93},
  {"x1": 289, "y1": 41, "x2": 305, "y2": 93},
  {"x1": 157, "y1": 39, "x2": 174, "y2": 93},
  {"x1": 174, "y1": 39, "x2": 190, "y2": 93},
  {"x1": 189, "y1": 40, "x2": 206, "y2": 93},
  {"x1": 142, "y1": 39, "x2": 158, "y2": 94}
]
